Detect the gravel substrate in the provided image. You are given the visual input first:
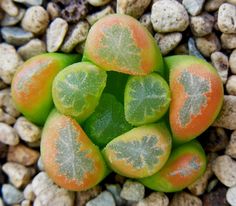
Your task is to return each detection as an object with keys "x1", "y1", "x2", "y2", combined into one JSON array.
[{"x1": 0, "y1": 0, "x2": 236, "y2": 205}]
